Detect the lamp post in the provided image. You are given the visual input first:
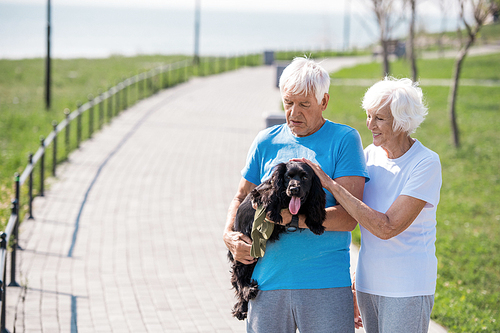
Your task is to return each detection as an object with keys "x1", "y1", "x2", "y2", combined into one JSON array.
[
  {"x1": 193, "y1": 0, "x2": 200, "y2": 65},
  {"x1": 45, "y1": 0, "x2": 51, "y2": 110},
  {"x1": 343, "y1": 0, "x2": 351, "y2": 51}
]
